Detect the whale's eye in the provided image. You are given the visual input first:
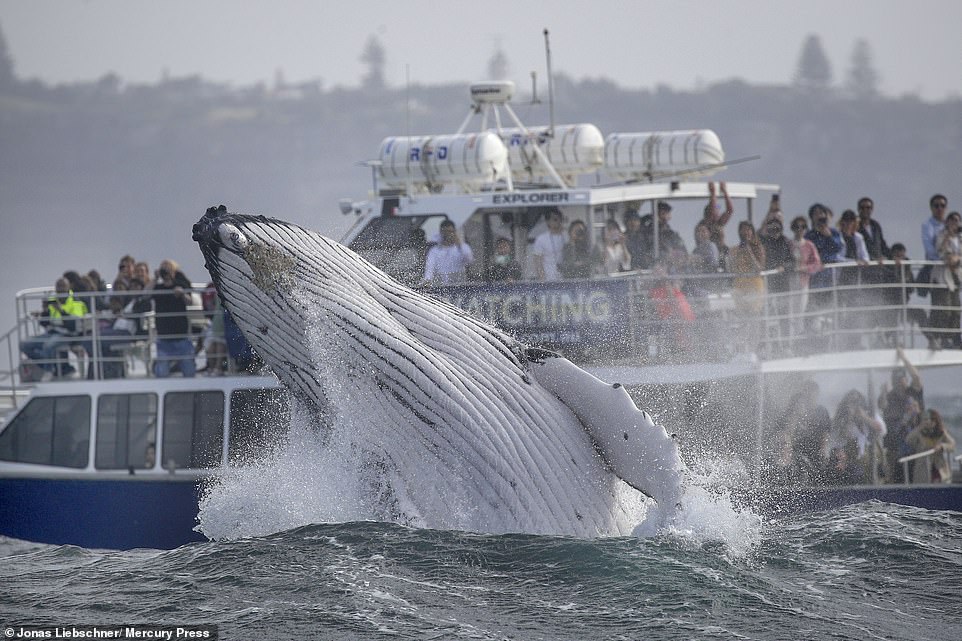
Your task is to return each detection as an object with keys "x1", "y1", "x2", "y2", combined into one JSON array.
[{"x1": 218, "y1": 223, "x2": 248, "y2": 252}]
